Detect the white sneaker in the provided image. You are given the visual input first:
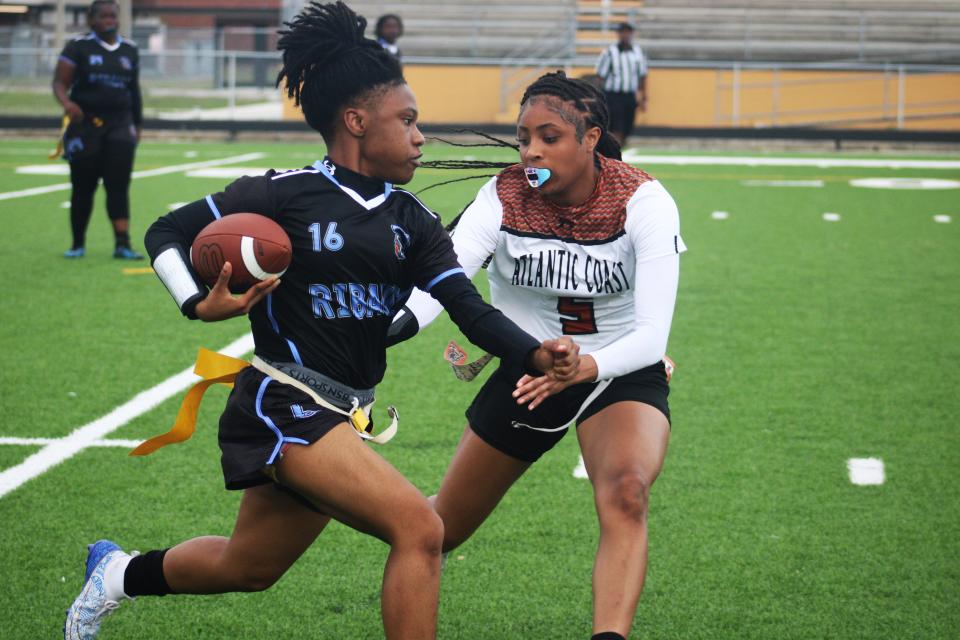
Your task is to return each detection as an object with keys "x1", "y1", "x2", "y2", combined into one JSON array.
[{"x1": 64, "y1": 540, "x2": 130, "y2": 640}]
